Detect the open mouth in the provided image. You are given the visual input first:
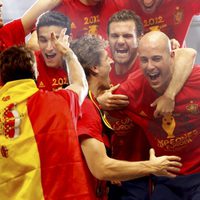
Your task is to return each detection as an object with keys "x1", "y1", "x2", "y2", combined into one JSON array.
[
  {"x1": 115, "y1": 49, "x2": 128, "y2": 56},
  {"x1": 147, "y1": 71, "x2": 160, "y2": 80},
  {"x1": 45, "y1": 52, "x2": 57, "y2": 59}
]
